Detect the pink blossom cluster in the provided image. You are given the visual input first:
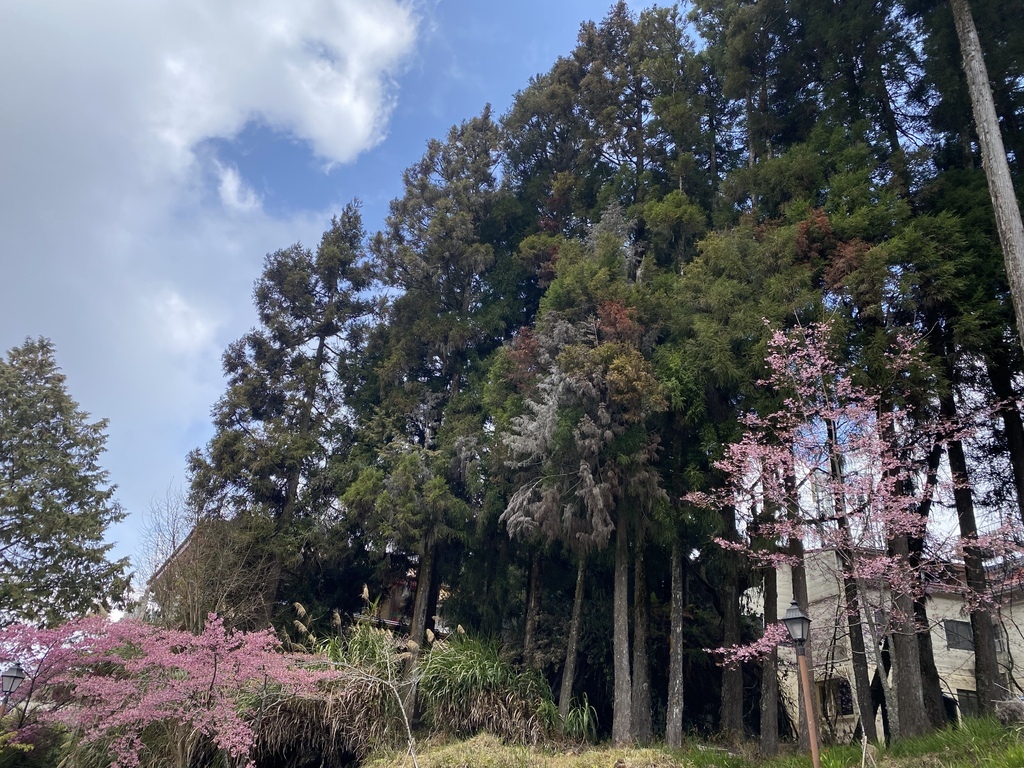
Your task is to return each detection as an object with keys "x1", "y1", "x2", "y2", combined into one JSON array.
[
  {"x1": 707, "y1": 622, "x2": 792, "y2": 668},
  {"x1": 691, "y1": 318, "x2": 1024, "y2": 662},
  {"x1": 695, "y1": 321, "x2": 938, "y2": 562},
  {"x1": 0, "y1": 615, "x2": 324, "y2": 768}
]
